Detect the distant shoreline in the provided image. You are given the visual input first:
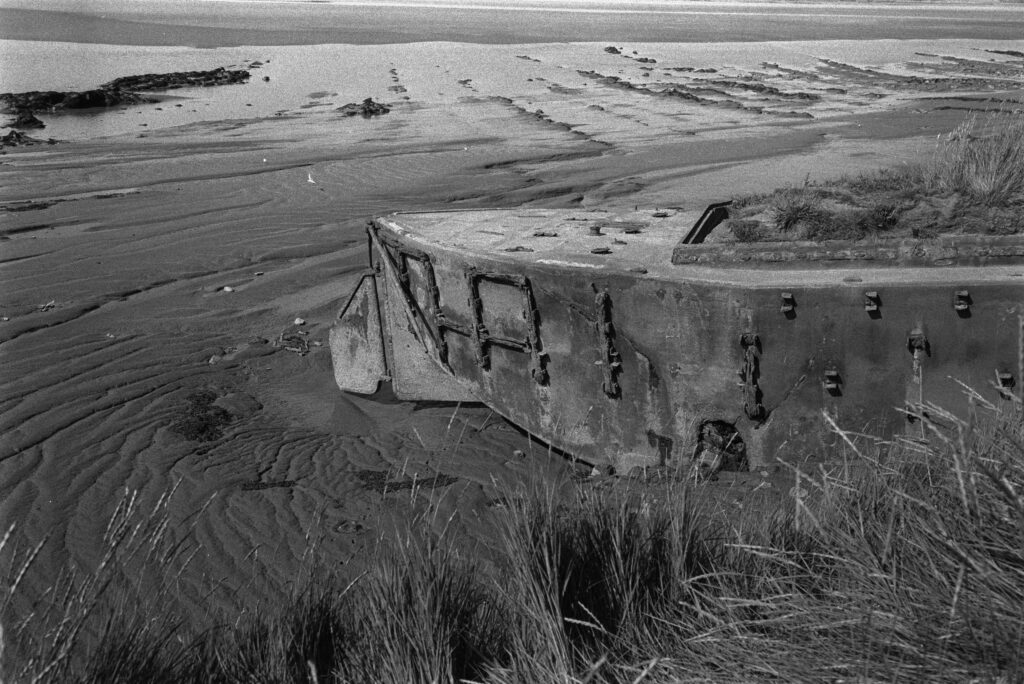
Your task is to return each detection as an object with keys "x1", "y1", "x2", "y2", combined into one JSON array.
[{"x1": 2, "y1": 1, "x2": 1023, "y2": 48}]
